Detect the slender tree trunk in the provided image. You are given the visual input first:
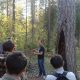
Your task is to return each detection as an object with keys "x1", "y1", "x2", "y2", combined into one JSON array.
[
  {"x1": 31, "y1": 0, "x2": 35, "y2": 43},
  {"x1": 25, "y1": 0, "x2": 28, "y2": 52},
  {"x1": 7, "y1": 0, "x2": 8, "y2": 17},
  {"x1": 12, "y1": 0, "x2": 15, "y2": 40},
  {"x1": 7, "y1": 0, "x2": 9, "y2": 37},
  {"x1": 47, "y1": 0, "x2": 51, "y2": 51},
  {"x1": 56, "y1": 0, "x2": 77, "y2": 75},
  {"x1": 6, "y1": 0, "x2": 12, "y2": 39}
]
